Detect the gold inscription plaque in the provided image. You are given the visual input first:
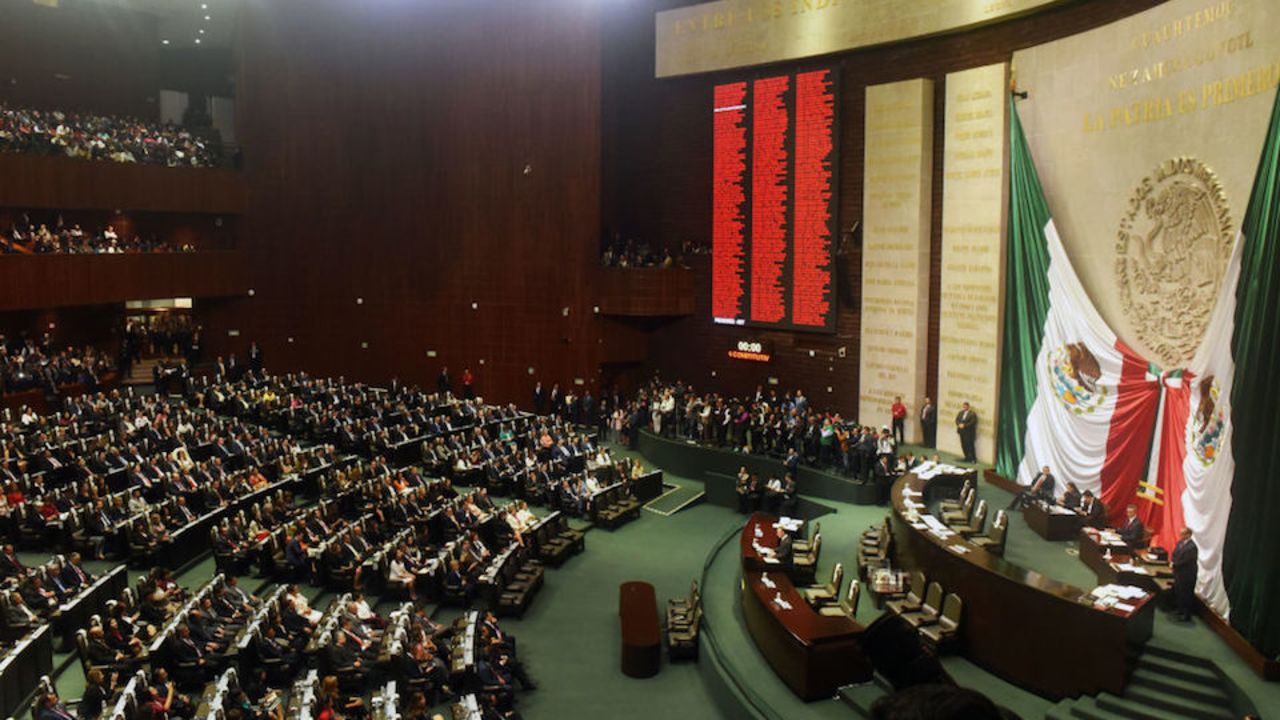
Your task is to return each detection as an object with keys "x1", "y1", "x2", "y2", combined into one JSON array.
[{"x1": 655, "y1": 0, "x2": 1065, "y2": 78}]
